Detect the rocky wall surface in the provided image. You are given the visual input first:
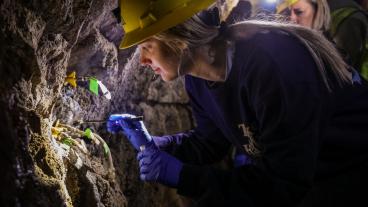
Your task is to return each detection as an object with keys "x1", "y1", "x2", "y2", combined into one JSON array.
[{"x1": 0, "y1": 0, "x2": 192, "y2": 206}]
